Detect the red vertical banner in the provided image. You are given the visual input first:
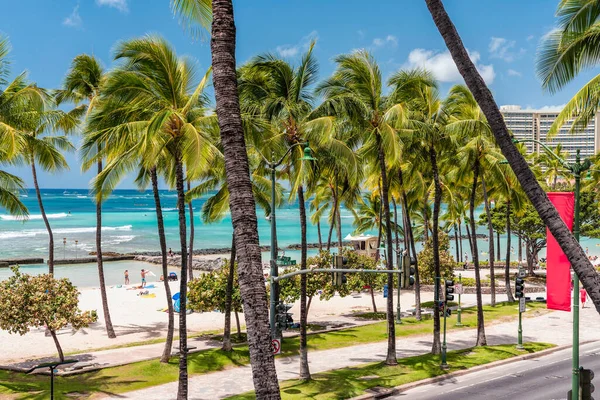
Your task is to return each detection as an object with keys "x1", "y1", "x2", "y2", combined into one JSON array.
[{"x1": 546, "y1": 192, "x2": 575, "y2": 311}]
